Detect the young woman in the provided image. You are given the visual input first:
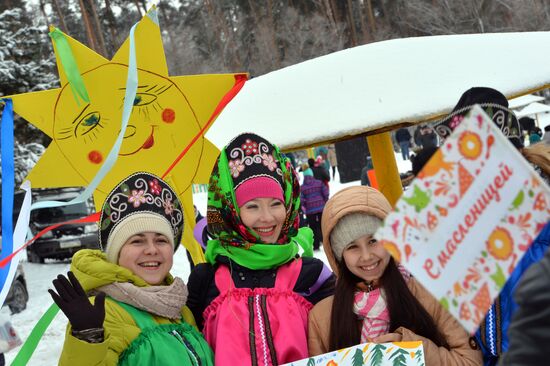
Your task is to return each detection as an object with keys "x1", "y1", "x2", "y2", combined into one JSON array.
[
  {"x1": 49, "y1": 172, "x2": 213, "y2": 365},
  {"x1": 308, "y1": 186, "x2": 482, "y2": 365},
  {"x1": 187, "y1": 132, "x2": 335, "y2": 365}
]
